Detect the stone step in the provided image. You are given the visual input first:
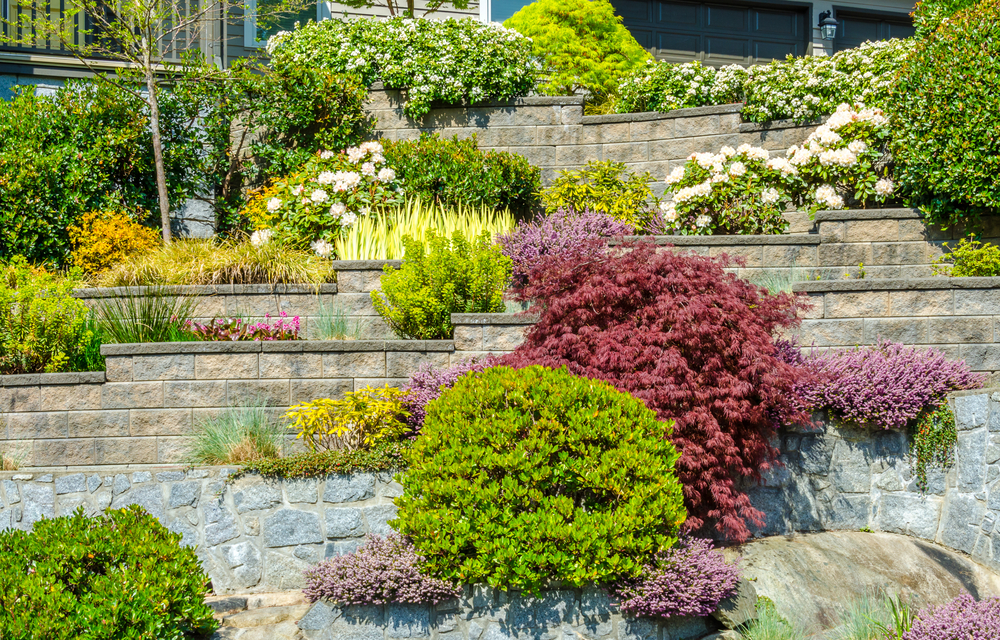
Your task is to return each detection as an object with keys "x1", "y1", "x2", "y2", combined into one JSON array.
[
  {"x1": 206, "y1": 595, "x2": 248, "y2": 618},
  {"x1": 222, "y1": 604, "x2": 312, "y2": 629},
  {"x1": 246, "y1": 591, "x2": 309, "y2": 610}
]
